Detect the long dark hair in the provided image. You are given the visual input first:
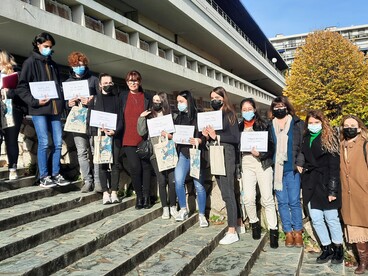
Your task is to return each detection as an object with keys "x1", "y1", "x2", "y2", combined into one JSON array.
[
  {"x1": 211, "y1": 87, "x2": 237, "y2": 125},
  {"x1": 178, "y1": 90, "x2": 197, "y2": 122},
  {"x1": 32, "y1": 32, "x2": 55, "y2": 52},
  {"x1": 240, "y1": 98, "x2": 267, "y2": 129},
  {"x1": 269, "y1": 96, "x2": 295, "y2": 117},
  {"x1": 151, "y1": 92, "x2": 171, "y2": 117}
]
